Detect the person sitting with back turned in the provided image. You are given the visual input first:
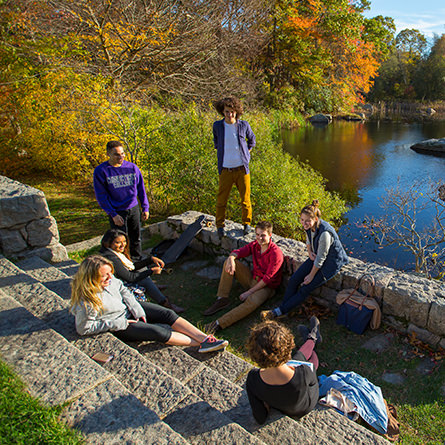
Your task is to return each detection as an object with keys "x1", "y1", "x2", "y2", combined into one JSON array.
[
  {"x1": 261, "y1": 199, "x2": 348, "y2": 321},
  {"x1": 70, "y1": 255, "x2": 228, "y2": 353},
  {"x1": 99, "y1": 229, "x2": 185, "y2": 314},
  {"x1": 245, "y1": 318, "x2": 321, "y2": 424},
  {"x1": 203, "y1": 221, "x2": 283, "y2": 334},
  {"x1": 213, "y1": 96, "x2": 256, "y2": 236},
  {"x1": 93, "y1": 140, "x2": 149, "y2": 261}
]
